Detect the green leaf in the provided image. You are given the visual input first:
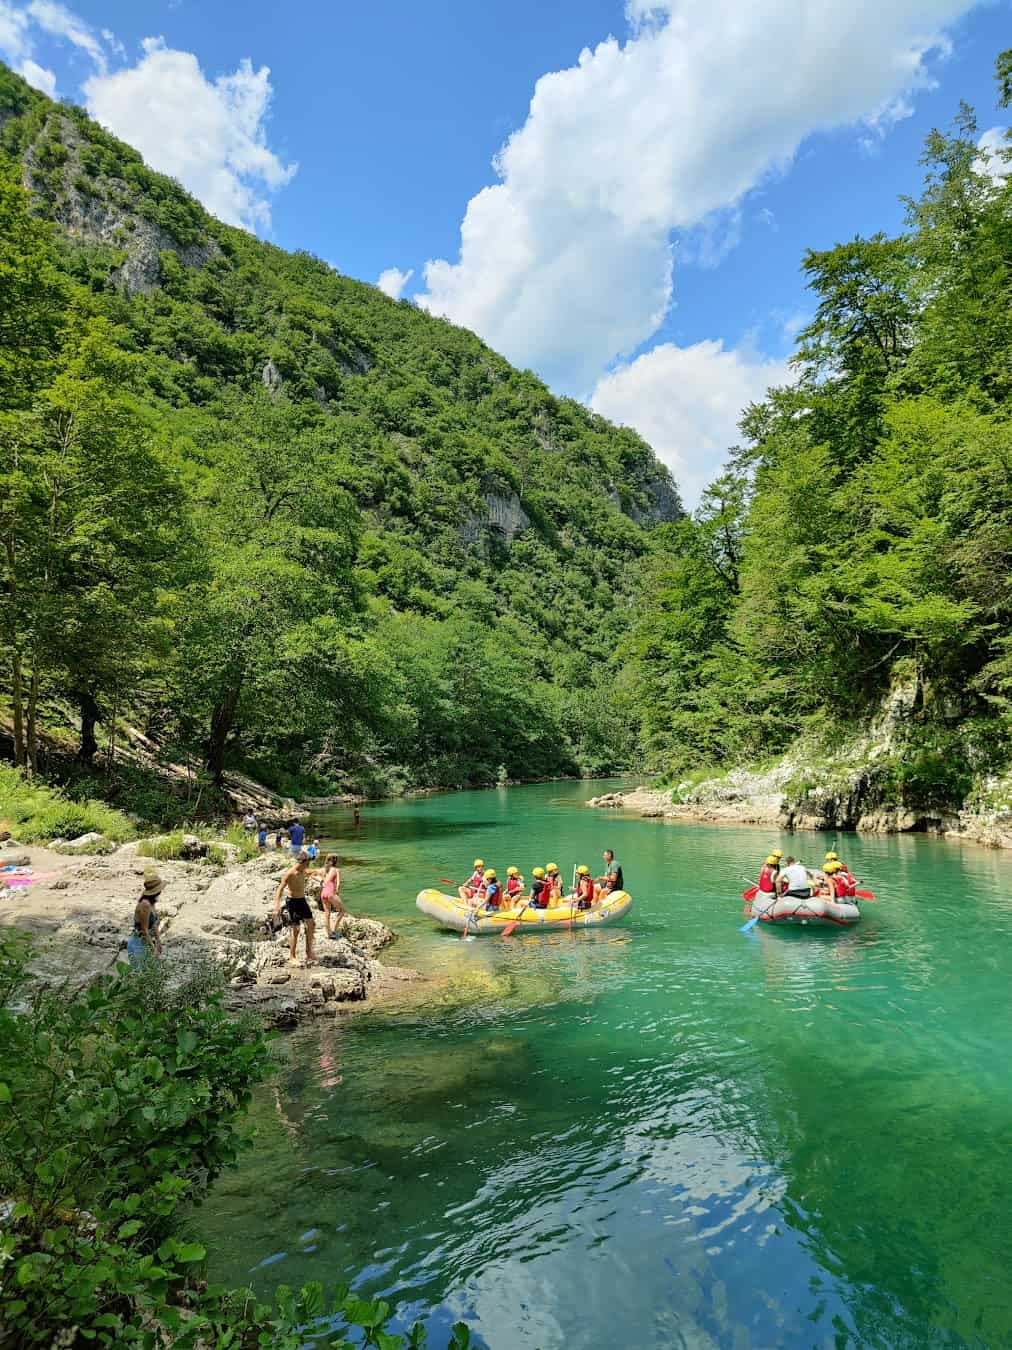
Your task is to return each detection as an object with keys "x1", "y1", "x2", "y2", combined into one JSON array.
[
  {"x1": 175, "y1": 1242, "x2": 206, "y2": 1263},
  {"x1": 117, "y1": 1219, "x2": 143, "y2": 1239}
]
